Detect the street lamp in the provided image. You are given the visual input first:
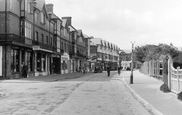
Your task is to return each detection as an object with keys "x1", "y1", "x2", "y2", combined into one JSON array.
[{"x1": 130, "y1": 41, "x2": 135, "y2": 84}]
